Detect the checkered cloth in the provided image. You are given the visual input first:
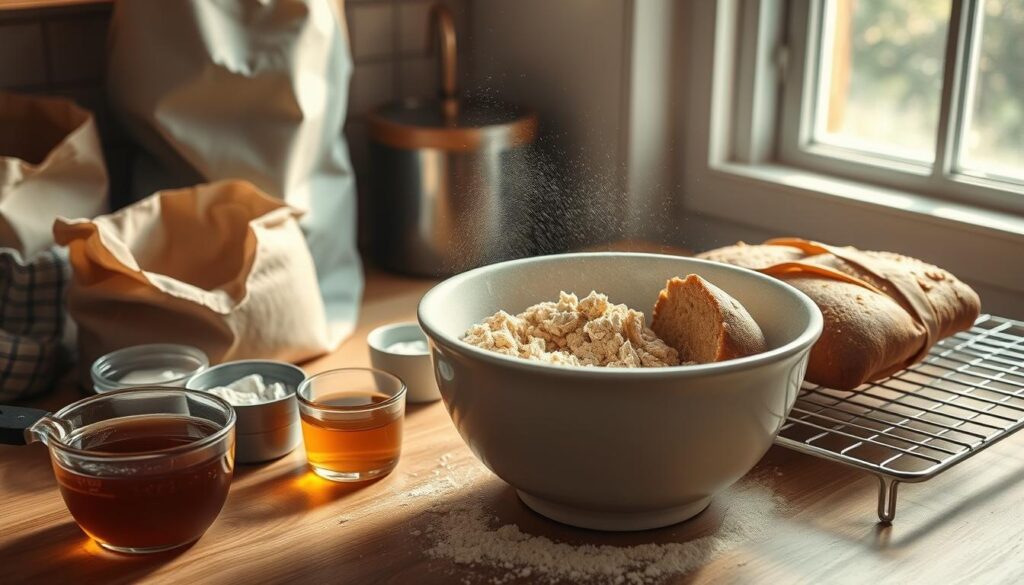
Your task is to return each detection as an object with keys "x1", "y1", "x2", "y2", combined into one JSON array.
[{"x1": 0, "y1": 247, "x2": 71, "y2": 400}]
